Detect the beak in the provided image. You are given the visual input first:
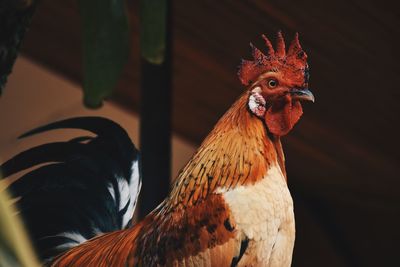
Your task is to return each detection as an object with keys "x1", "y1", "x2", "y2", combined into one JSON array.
[{"x1": 290, "y1": 88, "x2": 315, "y2": 102}]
